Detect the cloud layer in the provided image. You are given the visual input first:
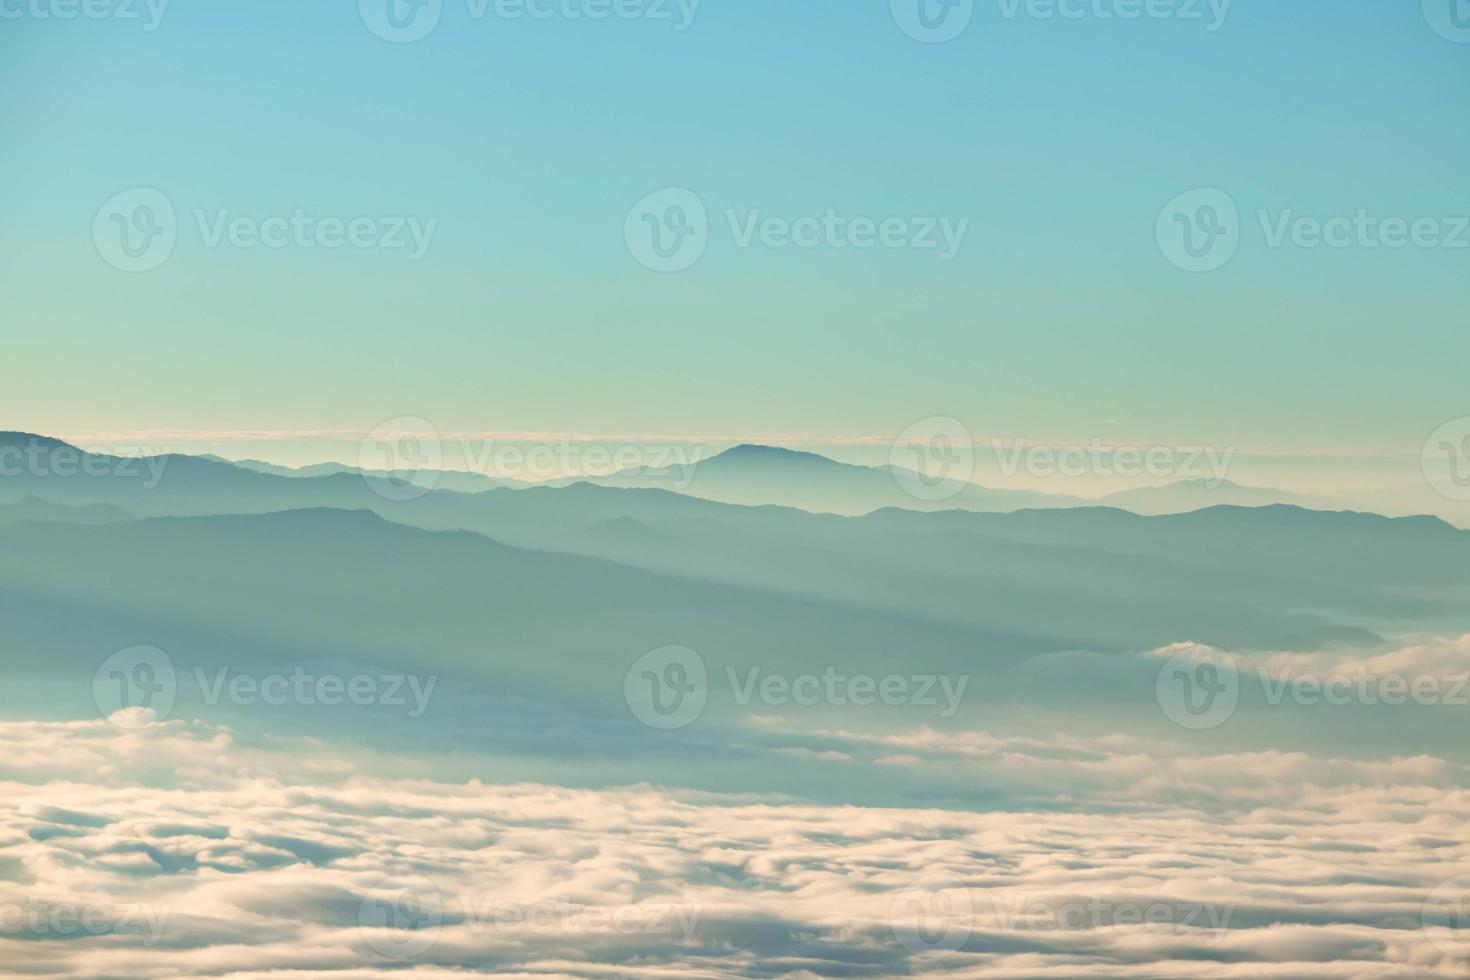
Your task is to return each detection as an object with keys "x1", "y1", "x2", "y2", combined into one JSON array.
[{"x1": 2, "y1": 716, "x2": 1468, "y2": 978}]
